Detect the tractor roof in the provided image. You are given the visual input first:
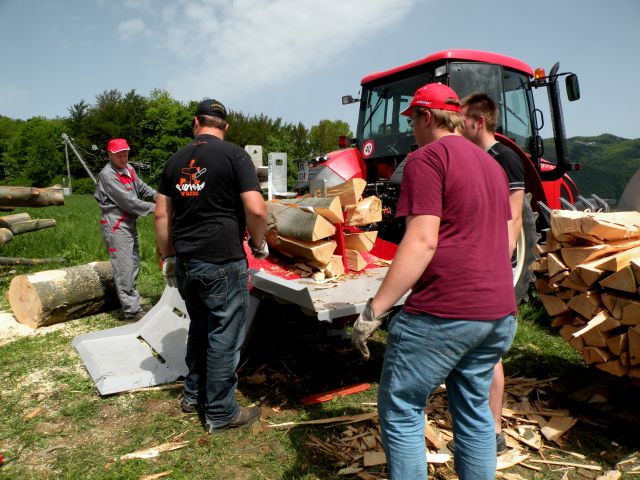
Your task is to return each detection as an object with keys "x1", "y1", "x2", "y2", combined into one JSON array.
[{"x1": 361, "y1": 49, "x2": 534, "y2": 85}]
